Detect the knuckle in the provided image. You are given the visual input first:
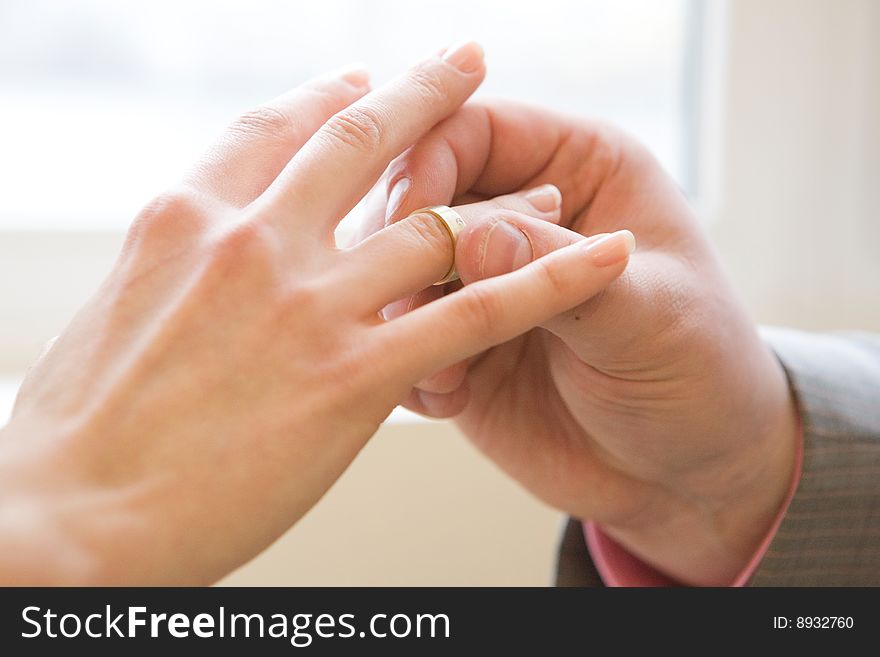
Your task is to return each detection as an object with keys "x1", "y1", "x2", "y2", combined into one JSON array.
[
  {"x1": 403, "y1": 211, "x2": 453, "y2": 252},
  {"x1": 126, "y1": 187, "x2": 205, "y2": 247},
  {"x1": 322, "y1": 104, "x2": 384, "y2": 151},
  {"x1": 459, "y1": 284, "x2": 501, "y2": 335},
  {"x1": 574, "y1": 122, "x2": 625, "y2": 181},
  {"x1": 134, "y1": 188, "x2": 201, "y2": 228},
  {"x1": 535, "y1": 257, "x2": 571, "y2": 297},
  {"x1": 231, "y1": 105, "x2": 297, "y2": 143},
  {"x1": 208, "y1": 220, "x2": 277, "y2": 271},
  {"x1": 281, "y1": 279, "x2": 325, "y2": 317},
  {"x1": 408, "y1": 65, "x2": 450, "y2": 107}
]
